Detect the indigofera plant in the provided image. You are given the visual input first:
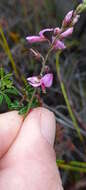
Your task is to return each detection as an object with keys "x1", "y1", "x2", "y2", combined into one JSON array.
[
  {"x1": 0, "y1": 1, "x2": 86, "y2": 122},
  {"x1": 26, "y1": 8, "x2": 80, "y2": 91},
  {"x1": 0, "y1": 0, "x2": 86, "y2": 173}
]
